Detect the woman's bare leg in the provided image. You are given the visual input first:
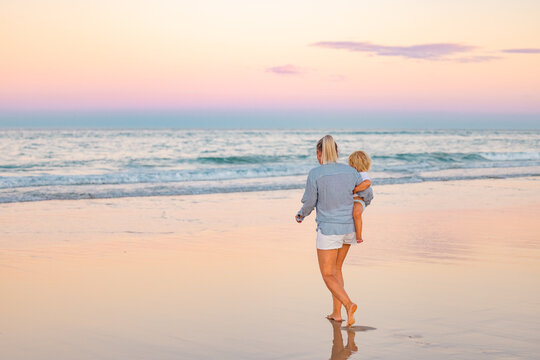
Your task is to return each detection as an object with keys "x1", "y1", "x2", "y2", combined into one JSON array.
[
  {"x1": 317, "y1": 248, "x2": 356, "y2": 326},
  {"x1": 327, "y1": 244, "x2": 351, "y2": 321}
]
